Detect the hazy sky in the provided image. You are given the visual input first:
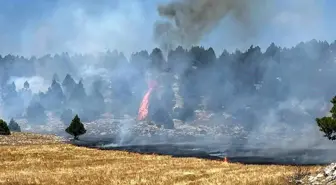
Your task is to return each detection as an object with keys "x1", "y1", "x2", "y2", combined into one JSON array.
[{"x1": 0, "y1": 0, "x2": 335, "y2": 56}]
